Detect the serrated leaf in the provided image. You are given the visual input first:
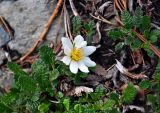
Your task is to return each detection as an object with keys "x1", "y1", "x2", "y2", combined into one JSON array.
[
  {"x1": 0, "y1": 103, "x2": 13, "y2": 113},
  {"x1": 63, "y1": 99, "x2": 70, "y2": 111},
  {"x1": 8, "y1": 62, "x2": 37, "y2": 94},
  {"x1": 133, "y1": 7, "x2": 143, "y2": 28},
  {"x1": 131, "y1": 39, "x2": 142, "y2": 51},
  {"x1": 39, "y1": 45, "x2": 55, "y2": 66},
  {"x1": 147, "y1": 94, "x2": 157, "y2": 104},
  {"x1": 145, "y1": 49, "x2": 155, "y2": 58},
  {"x1": 17, "y1": 74, "x2": 37, "y2": 93},
  {"x1": 124, "y1": 36, "x2": 133, "y2": 45},
  {"x1": 110, "y1": 92, "x2": 119, "y2": 102},
  {"x1": 139, "y1": 80, "x2": 151, "y2": 89},
  {"x1": 38, "y1": 103, "x2": 50, "y2": 113},
  {"x1": 115, "y1": 42, "x2": 125, "y2": 51},
  {"x1": 102, "y1": 99, "x2": 115, "y2": 110},
  {"x1": 72, "y1": 16, "x2": 82, "y2": 34},
  {"x1": 141, "y1": 16, "x2": 151, "y2": 30},
  {"x1": 74, "y1": 104, "x2": 83, "y2": 113},
  {"x1": 151, "y1": 29, "x2": 160, "y2": 36},
  {"x1": 50, "y1": 69, "x2": 59, "y2": 81},
  {"x1": 7, "y1": 62, "x2": 27, "y2": 76},
  {"x1": 150, "y1": 35, "x2": 157, "y2": 43},
  {"x1": 1, "y1": 92, "x2": 17, "y2": 105},
  {"x1": 121, "y1": 10, "x2": 133, "y2": 29},
  {"x1": 57, "y1": 92, "x2": 64, "y2": 99},
  {"x1": 122, "y1": 83, "x2": 137, "y2": 104},
  {"x1": 108, "y1": 29, "x2": 125, "y2": 40},
  {"x1": 26, "y1": 100, "x2": 39, "y2": 112},
  {"x1": 32, "y1": 60, "x2": 52, "y2": 91}
]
